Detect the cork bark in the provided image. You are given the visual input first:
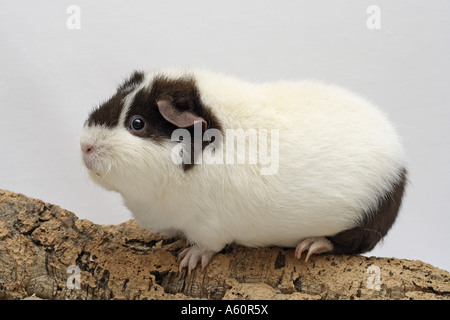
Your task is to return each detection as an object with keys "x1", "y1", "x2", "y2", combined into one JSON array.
[{"x1": 0, "y1": 190, "x2": 448, "y2": 300}]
